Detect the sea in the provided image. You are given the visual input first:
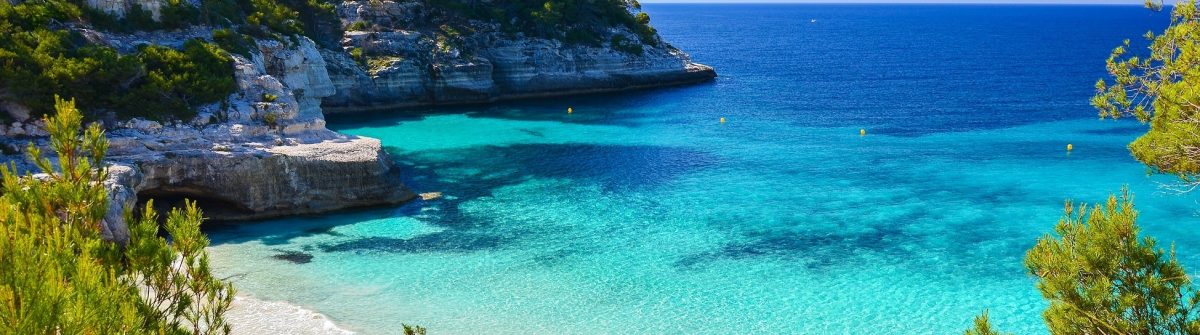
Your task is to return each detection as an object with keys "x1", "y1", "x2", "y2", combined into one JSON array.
[{"x1": 206, "y1": 4, "x2": 1199, "y2": 334}]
